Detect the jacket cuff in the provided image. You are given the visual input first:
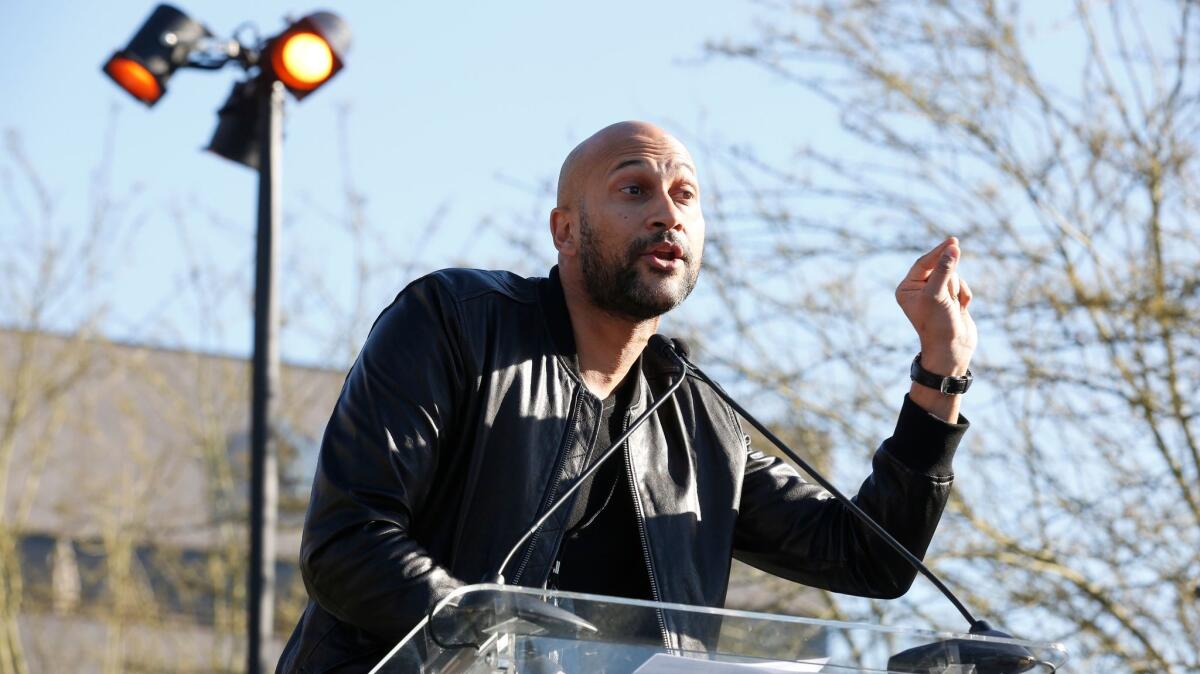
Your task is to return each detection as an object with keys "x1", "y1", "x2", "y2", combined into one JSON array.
[{"x1": 885, "y1": 394, "x2": 969, "y2": 477}]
